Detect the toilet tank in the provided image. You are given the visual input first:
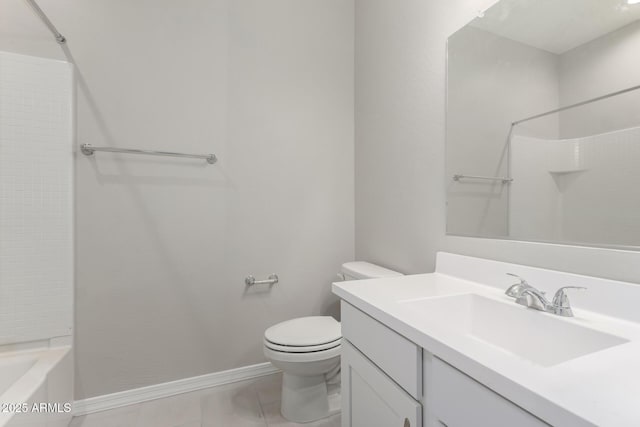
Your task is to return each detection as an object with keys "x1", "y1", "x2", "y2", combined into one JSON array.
[{"x1": 339, "y1": 261, "x2": 402, "y2": 281}]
